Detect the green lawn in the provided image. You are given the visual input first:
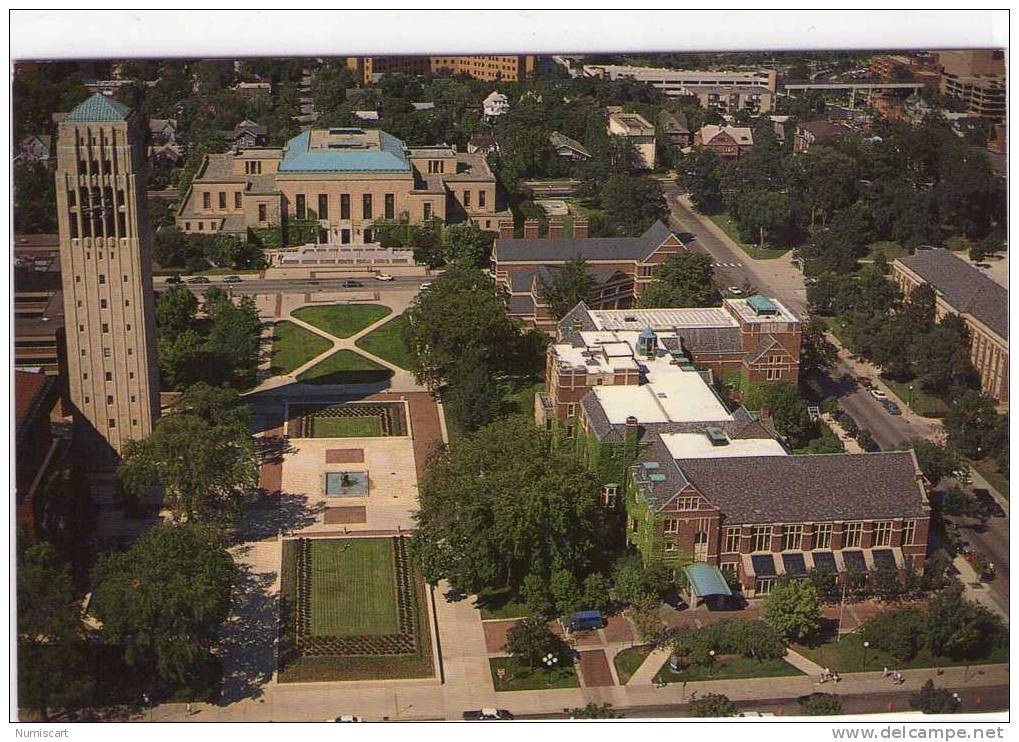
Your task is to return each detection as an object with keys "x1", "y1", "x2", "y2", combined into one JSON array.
[
  {"x1": 613, "y1": 645, "x2": 653, "y2": 685},
  {"x1": 866, "y1": 241, "x2": 908, "y2": 261},
  {"x1": 292, "y1": 304, "x2": 392, "y2": 339},
  {"x1": 490, "y1": 656, "x2": 580, "y2": 691},
  {"x1": 970, "y1": 458, "x2": 1009, "y2": 499},
  {"x1": 707, "y1": 213, "x2": 790, "y2": 260},
  {"x1": 355, "y1": 313, "x2": 413, "y2": 370},
  {"x1": 476, "y1": 588, "x2": 529, "y2": 620},
  {"x1": 880, "y1": 377, "x2": 949, "y2": 418},
  {"x1": 270, "y1": 321, "x2": 333, "y2": 376},
  {"x1": 309, "y1": 538, "x2": 399, "y2": 637},
  {"x1": 313, "y1": 416, "x2": 383, "y2": 438},
  {"x1": 297, "y1": 349, "x2": 394, "y2": 385},
  {"x1": 503, "y1": 379, "x2": 544, "y2": 417},
  {"x1": 793, "y1": 633, "x2": 1009, "y2": 673},
  {"x1": 654, "y1": 655, "x2": 803, "y2": 683}
]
